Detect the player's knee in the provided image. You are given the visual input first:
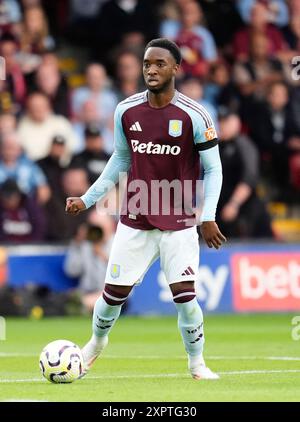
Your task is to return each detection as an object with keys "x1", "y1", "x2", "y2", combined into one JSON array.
[
  {"x1": 171, "y1": 281, "x2": 196, "y2": 304},
  {"x1": 102, "y1": 284, "x2": 132, "y2": 306}
]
